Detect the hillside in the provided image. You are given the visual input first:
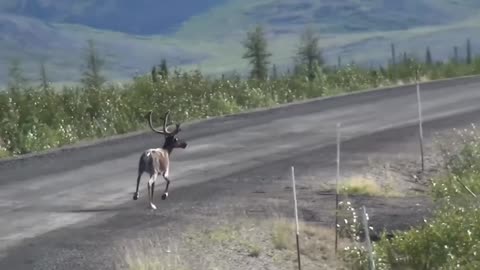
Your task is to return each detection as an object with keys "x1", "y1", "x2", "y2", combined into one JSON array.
[
  {"x1": 2, "y1": 0, "x2": 480, "y2": 85},
  {"x1": 0, "y1": 0, "x2": 228, "y2": 35},
  {"x1": 4, "y1": 0, "x2": 480, "y2": 36}
]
